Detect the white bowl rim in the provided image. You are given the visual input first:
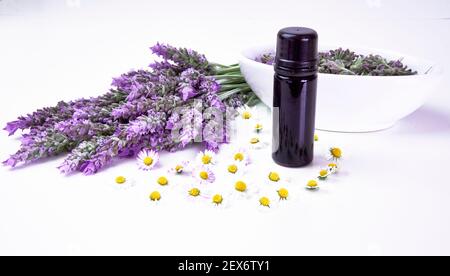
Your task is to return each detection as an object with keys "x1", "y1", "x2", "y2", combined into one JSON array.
[{"x1": 240, "y1": 43, "x2": 444, "y2": 79}]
